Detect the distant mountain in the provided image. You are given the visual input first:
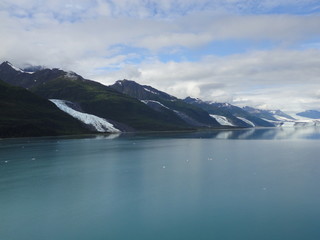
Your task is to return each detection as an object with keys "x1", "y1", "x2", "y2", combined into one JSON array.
[
  {"x1": 0, "y1": 62, "x2": 195, "y2": 132},
  {"x1": 110, "y1": 80, "x2": 221, "y2": 128},
  {"x1": 243, "y1": 106, "x2": 295, "y2": 121},
  {"x1": 184, "y1": 97, "x2": 274, "y2": 127},
  {"x1": 0, "y1": 79, "x2": 90, "y2": 138},
  {"x1": 184, "y1": 97, "x2": 251, "y2": 127},
  {"x1": 296, "y1": 110, "x2": 320, "y2": 119}
]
